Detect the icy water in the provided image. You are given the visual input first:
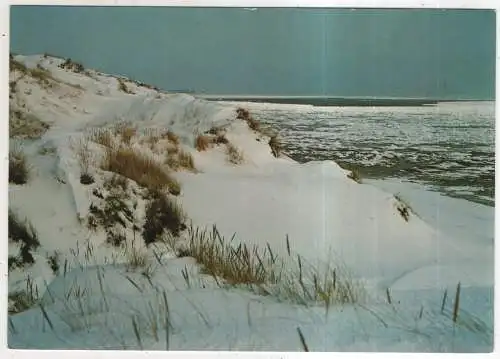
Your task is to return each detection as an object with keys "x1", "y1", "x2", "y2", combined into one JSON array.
[{"x1": 246, "y1": 101, "x2": 495, "y2": 207}]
